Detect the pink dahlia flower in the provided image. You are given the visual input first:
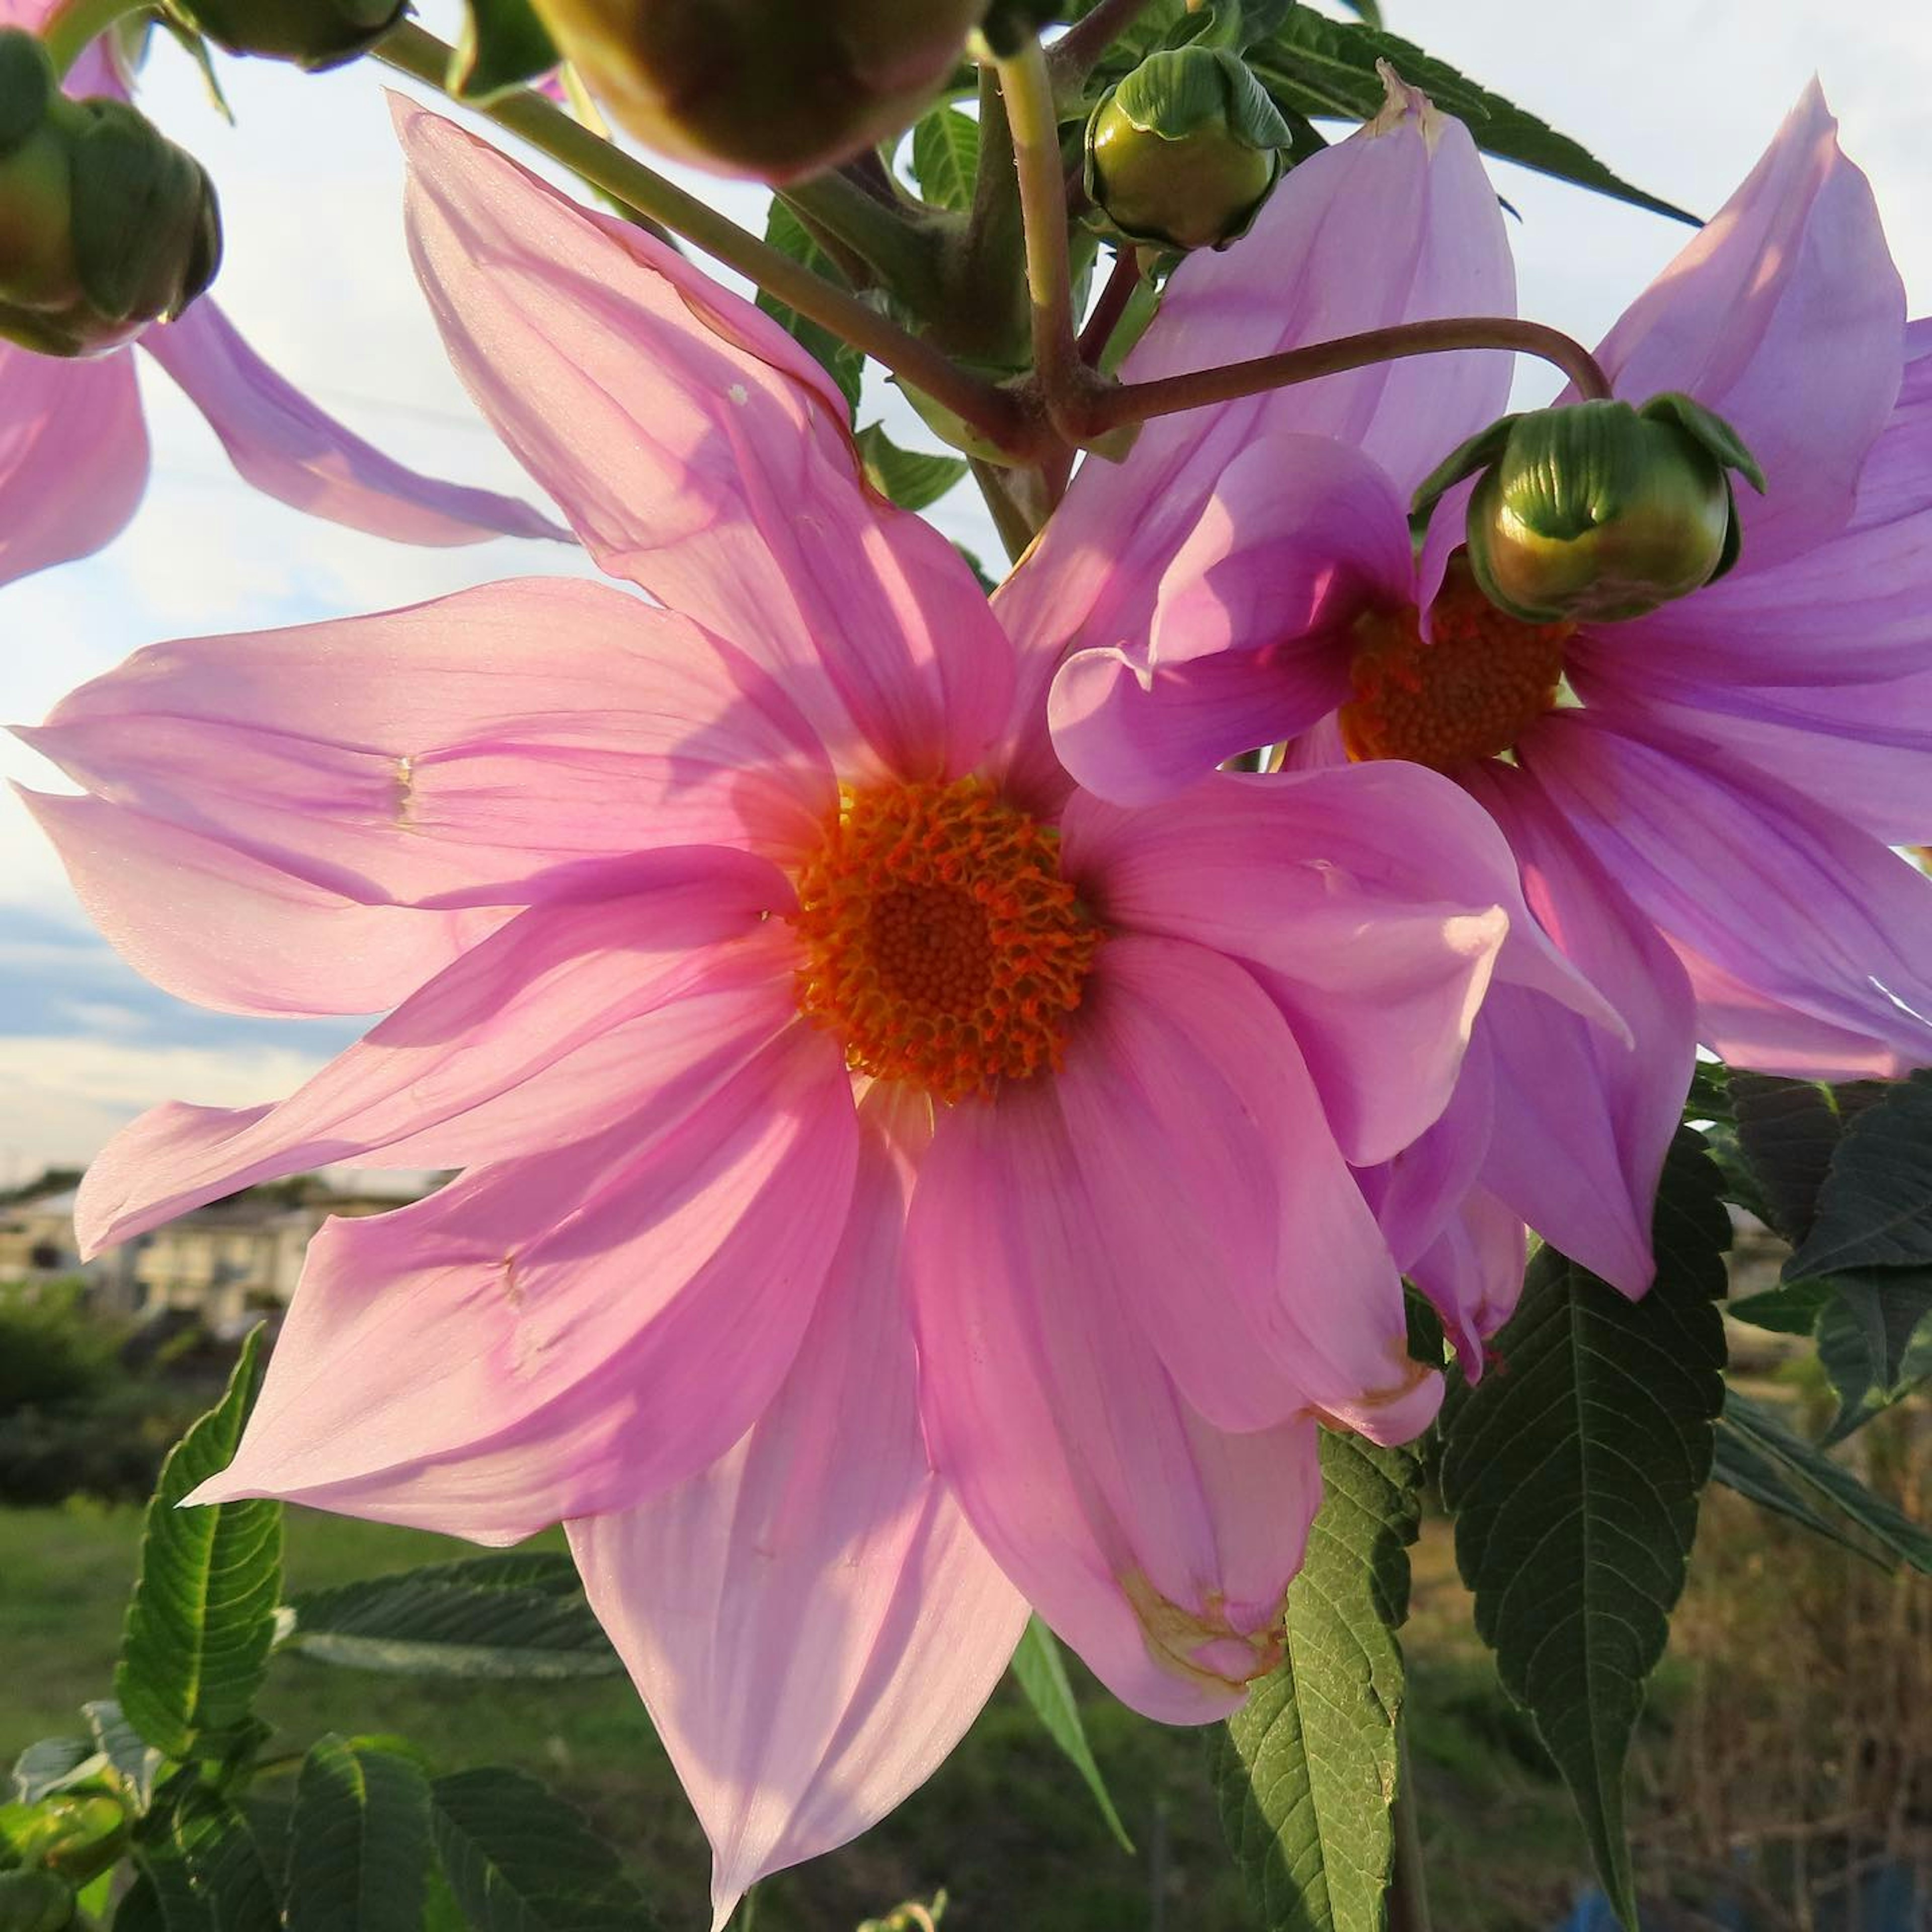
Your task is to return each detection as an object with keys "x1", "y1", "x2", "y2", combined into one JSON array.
[
  {"x1": 20, "y1": 102, "x2": 1611, "y2": 1916},
  {"x1": 1028, "y1": 76, "x2": 1924, "y2": 1362},
  {"x1": 0, "y1": 3, "x2": 563, "y2": 587}
]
